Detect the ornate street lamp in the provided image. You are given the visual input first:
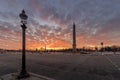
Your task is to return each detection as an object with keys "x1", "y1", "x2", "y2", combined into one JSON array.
[{"x1": 18, "y1": 10, "x2": 29, "y2": 79}]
